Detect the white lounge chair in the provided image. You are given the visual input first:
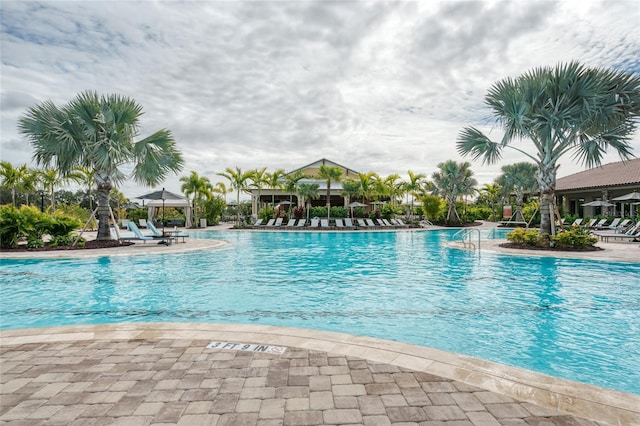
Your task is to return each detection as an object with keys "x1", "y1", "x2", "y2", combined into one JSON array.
[
  {"x1": 265, "y1": 219, "x2": 276, "y2": 226},
  {"x1": 138, "y1": 219, "x2": 147, "y2": 228},
  {"x1": 607, "y1": 218, "x2": 621, "y2": 229},
  {"x1": 320, "y1": 219, "x2": 330, "y2": 228},
  {"x1": 591, "y1": 218, "x2": 608, "y2": 229},
  {"x1": 366, "y1": 219, "x2": 377, "y2": 227},
  {"x1": 335, "y1": 219, "x2": 344, "y2": 228},
  {"x1": 296, "y1": 219, "x2": 306, "y2": 227},
  {"x1": 123, "y1": 222, "x2": 156, "y2": 243},
  {"x1": 357, "y1": 219, "x2": 367, "y2": 227},
  {"x1": 310, "y1": 218, "x2": 319, "y2": 228},
  {"x1": 285, "y1": 219, "x2": 296, "y2": 227},
  {"x1": 274, "y1": 218, "x2": 284, "y2": 227},
  {"x1": 584, "y1": 219, "x2": 597, "y2": 228},
  {"x1": 570, "y1": 218, "x2": 583, "y2": 227},
  {"x1": 344, "y1": 218, "x2": 354, "y2": 228},
  {"x1": 382, "y1": 219, "x2": 394, "y2": 227},
  {"x1": 253, "y1": 218, "x2": 264, "y2": 227}
]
